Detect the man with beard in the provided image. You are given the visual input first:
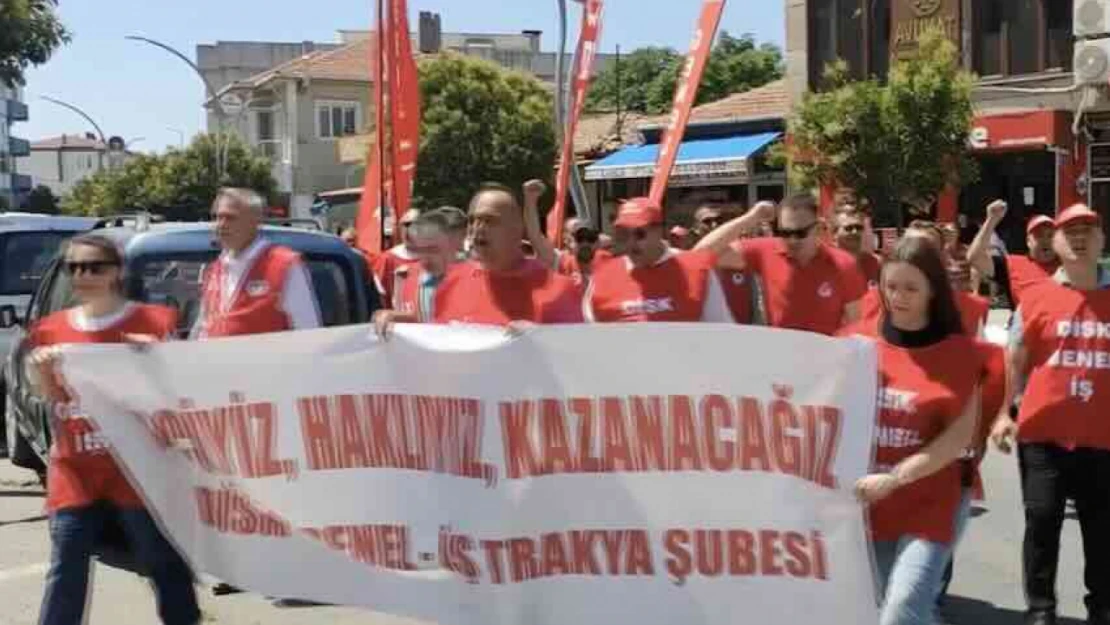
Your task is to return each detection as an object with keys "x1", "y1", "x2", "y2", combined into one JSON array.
[{"x1": 967, "y1": 200, "x2": 1060, "y2": 309}]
